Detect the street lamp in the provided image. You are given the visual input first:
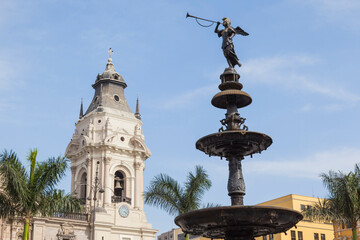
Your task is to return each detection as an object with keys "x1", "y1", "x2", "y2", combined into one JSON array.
[{"x1": 89, "y1": 161, "x2": 104, "y2": 240}]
